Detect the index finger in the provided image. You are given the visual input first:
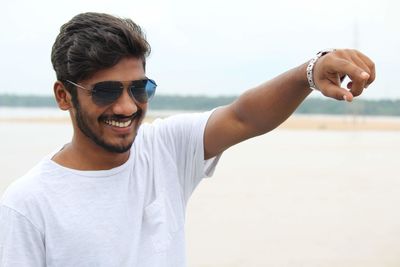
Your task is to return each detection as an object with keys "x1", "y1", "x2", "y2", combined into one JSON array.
[{"x1": 329, "y1": 57, "x2": 370, "y2": 93}]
